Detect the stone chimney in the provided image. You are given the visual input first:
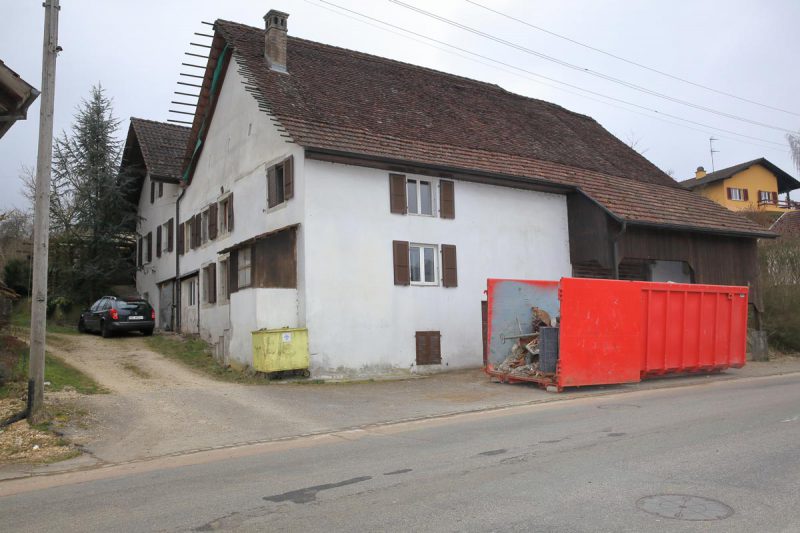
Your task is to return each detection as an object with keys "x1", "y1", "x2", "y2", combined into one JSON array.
[
  {"x1": 695, "y1": 166, "x2": 706, "y2": 179},
  {"x1": 264, "y1": 9, "x2": 289, "y2": 73}
]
